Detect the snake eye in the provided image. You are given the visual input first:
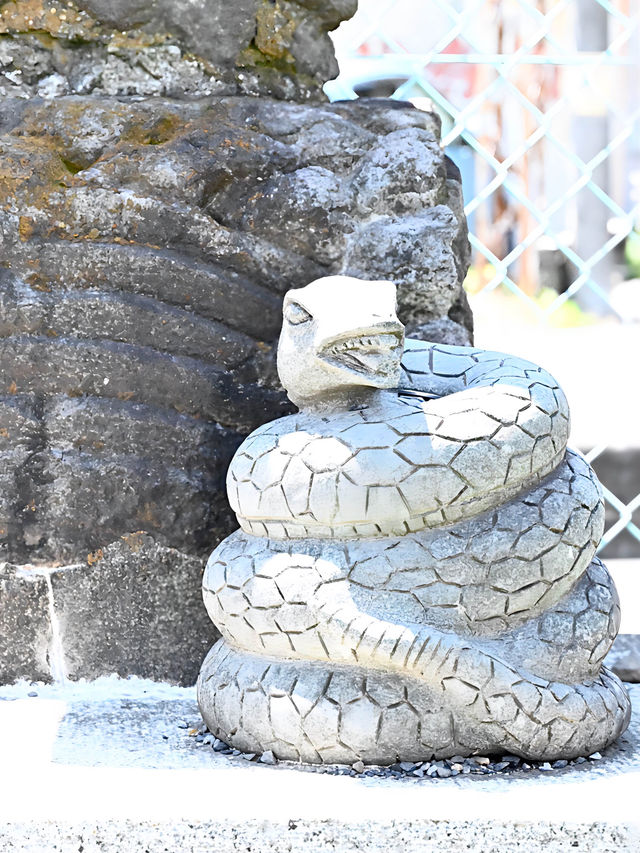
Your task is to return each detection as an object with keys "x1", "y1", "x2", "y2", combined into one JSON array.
[{"x1": 284, "y1": 302, "x2": 312, "y2": 326}]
